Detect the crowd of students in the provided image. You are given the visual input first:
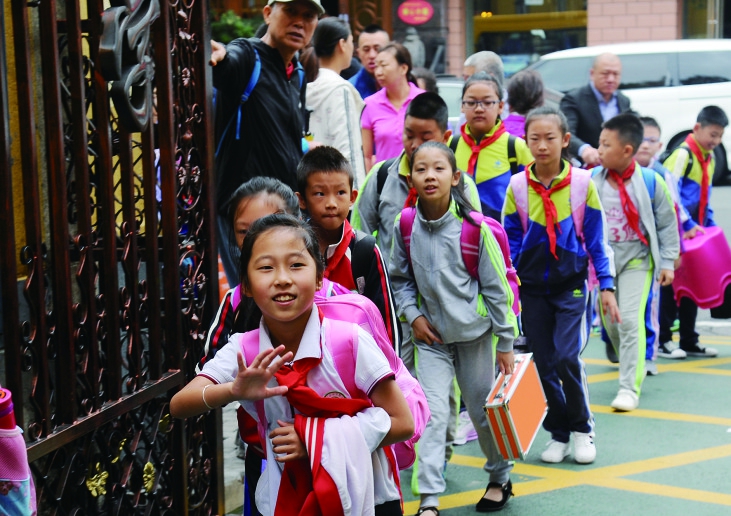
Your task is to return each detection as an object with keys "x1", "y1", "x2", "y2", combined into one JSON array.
[{"x1": 172, "y1": 4, "x2": 728, "y2": 514}]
